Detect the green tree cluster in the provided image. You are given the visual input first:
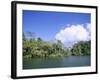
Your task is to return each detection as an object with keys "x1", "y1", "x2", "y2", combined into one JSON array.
[
  {"x1": 23, "y1": 32, "x2": 91, "y2": 59},
  {"x1": 71, "y1": 41, "x2": 91, "y2": 56}
]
